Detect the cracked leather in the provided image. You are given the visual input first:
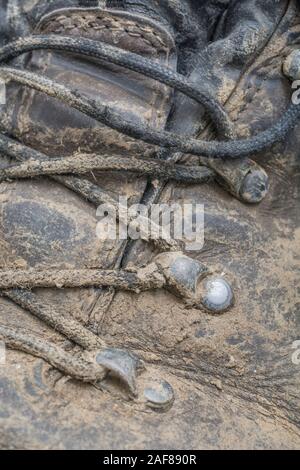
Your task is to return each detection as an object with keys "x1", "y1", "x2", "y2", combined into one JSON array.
[{"x1": 0, "y1": 0, "x2": 299, "y2": 450}]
